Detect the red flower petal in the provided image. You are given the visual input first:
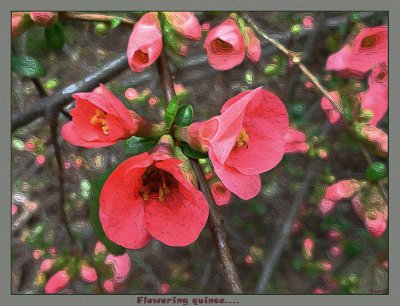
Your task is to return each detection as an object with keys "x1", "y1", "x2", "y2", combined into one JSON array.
[
  {"x1": 209, "y1": 149, "x2": 261, "y2": 200},
  {"x1": 204, "y1": 19, "x2": 245, "y2": 70},
  {"x1": 144, "y1": 185, "x2": 209, "y2": 247},
  {"x1": 99, "y1": 153, "x2": 153, "y2": 249},
  {"x1": 61, "y1": 122, "x2": 116, "y2": 148},
  {"x1": 244, "y1": 27, "x2": 261, "y2": 62},
  {"x1": 127, "y1": 13, "x2": 163, "y2": 72}
]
